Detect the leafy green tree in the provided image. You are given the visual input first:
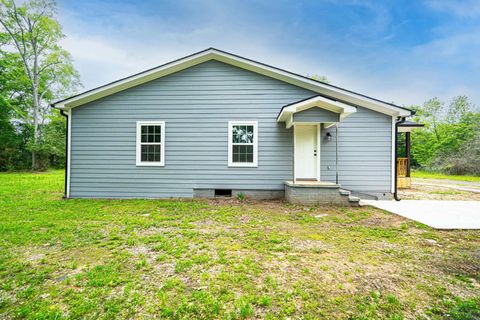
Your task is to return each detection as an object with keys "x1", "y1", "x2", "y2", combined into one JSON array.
[
  {"x1": 0, "y1": 0, "x2": 80, "y2": 170},
  {"x1": 34, "y1": 110, "x2": 65, "y2": 168},
  {"x1": 308, "y1": 74, "x2": 330, "y2": 84},
  {"x1": 418, "y1": 97, "x2": 444, "y2": 141},
  {"x1": 446, "y1": 95, "x2": 472, "y2": 124},
  {"x1": 0, "y1": 96, "x2": 21, "y2": 170},
  {"x1": 409, "y1": 96, "x2": 479, "y2": 175}
]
